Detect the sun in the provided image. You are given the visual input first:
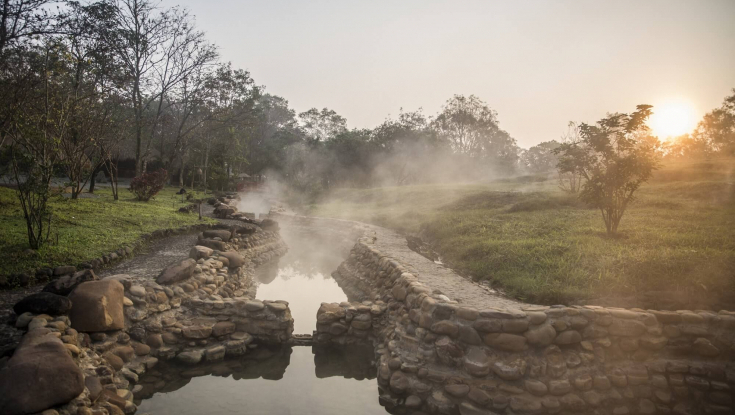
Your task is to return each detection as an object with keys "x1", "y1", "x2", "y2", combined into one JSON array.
[{"x1": 648, "y1": 100, "x2": 697, "y2": 139}]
